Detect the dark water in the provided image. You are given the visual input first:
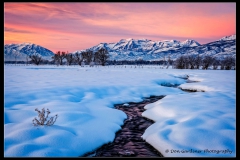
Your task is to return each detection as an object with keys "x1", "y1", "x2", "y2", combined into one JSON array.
[{"x1": 82, "y1": 95, "x2": 165, "y2": 157}]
